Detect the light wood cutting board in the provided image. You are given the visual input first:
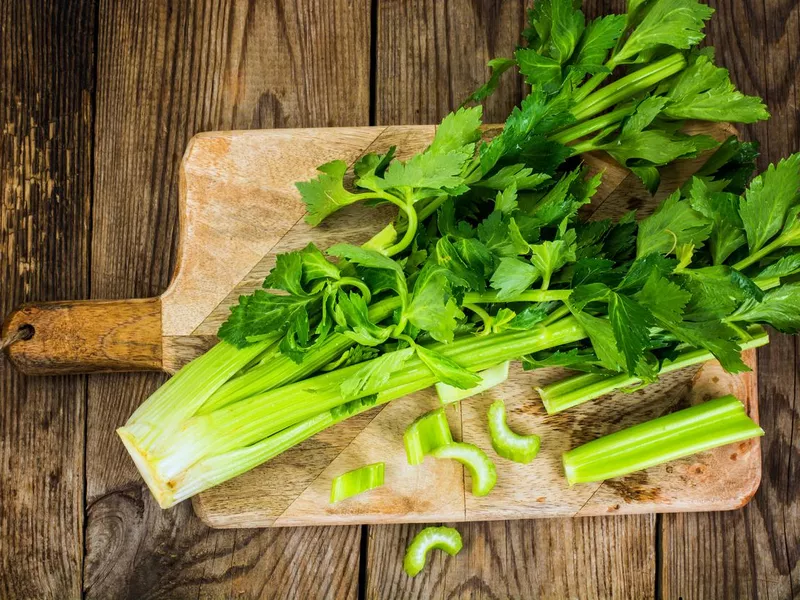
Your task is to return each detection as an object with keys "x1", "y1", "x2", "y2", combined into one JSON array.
[{"x1": 2, "y1": 122, "x2": 761, "y2": 528}]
